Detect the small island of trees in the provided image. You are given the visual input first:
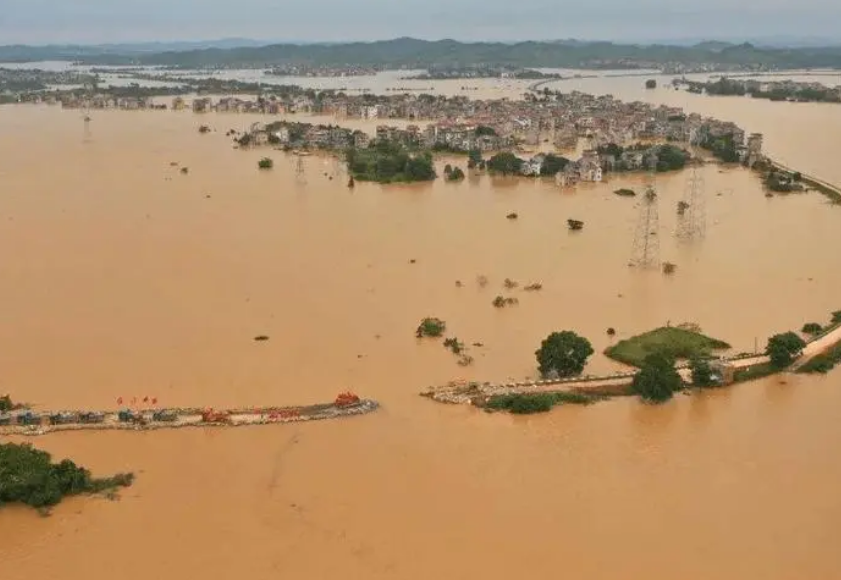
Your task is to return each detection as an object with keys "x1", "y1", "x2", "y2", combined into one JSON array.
[
  {"x1": 346, "y1": 142, "x2": 436, "y2": 184},
  {"x1": 0, "y1": 443, "x2": 134, "y2": 511},
  {"x1": 443, "y1": 164, "x2": 466, "y2": 181},
  {"x1": 416, "y1": 317, "x2": 447, "y2": 338}
]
